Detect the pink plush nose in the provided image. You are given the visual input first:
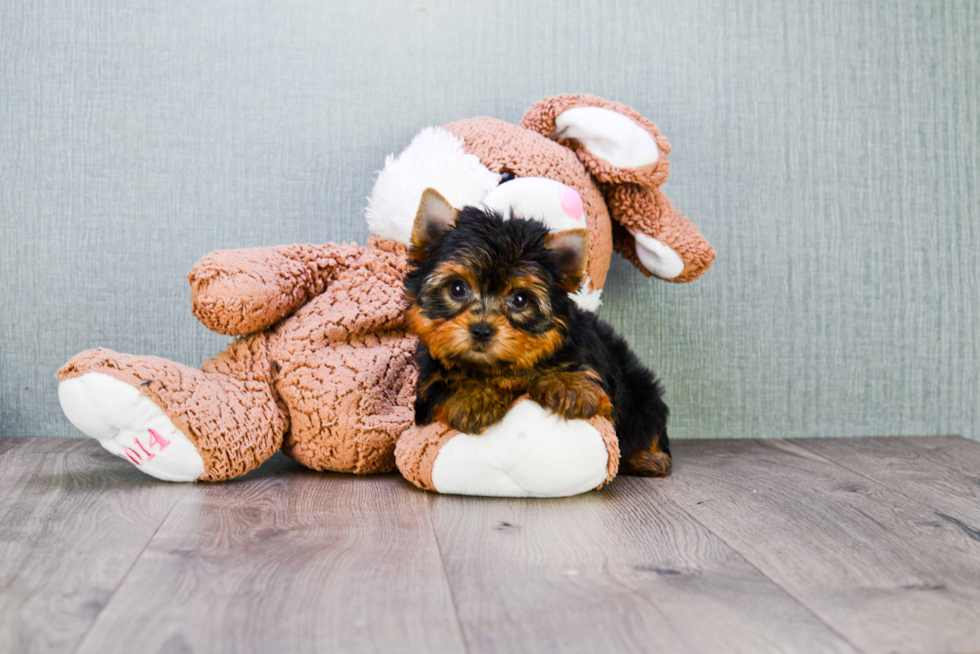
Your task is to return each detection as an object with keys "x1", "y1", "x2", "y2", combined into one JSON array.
[{"x1": 559, "y1": 185, "x2": 583, "y2": 221}]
